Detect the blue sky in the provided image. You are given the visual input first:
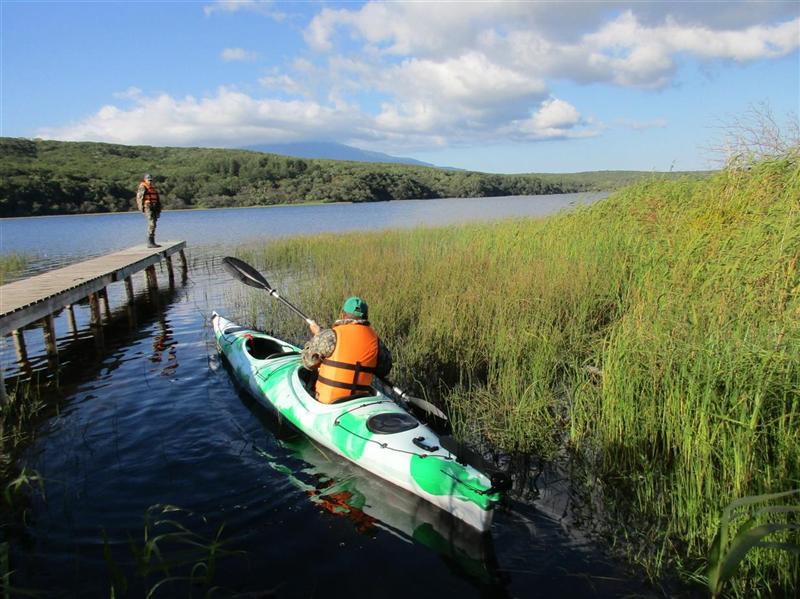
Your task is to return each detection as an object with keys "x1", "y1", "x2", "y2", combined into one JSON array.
[{"x1": 2, "y1": 1, "x2": 798, "y2": 173}]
